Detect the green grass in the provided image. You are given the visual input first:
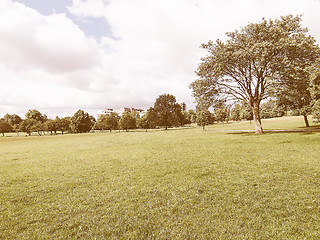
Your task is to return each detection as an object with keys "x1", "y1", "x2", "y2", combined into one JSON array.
[
  {"x1": 206, "y1": 115, "x2": 320, "y2": 131},
  {"x1": 1, "y1": 117, "x2": 320, "y2": 239}
]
